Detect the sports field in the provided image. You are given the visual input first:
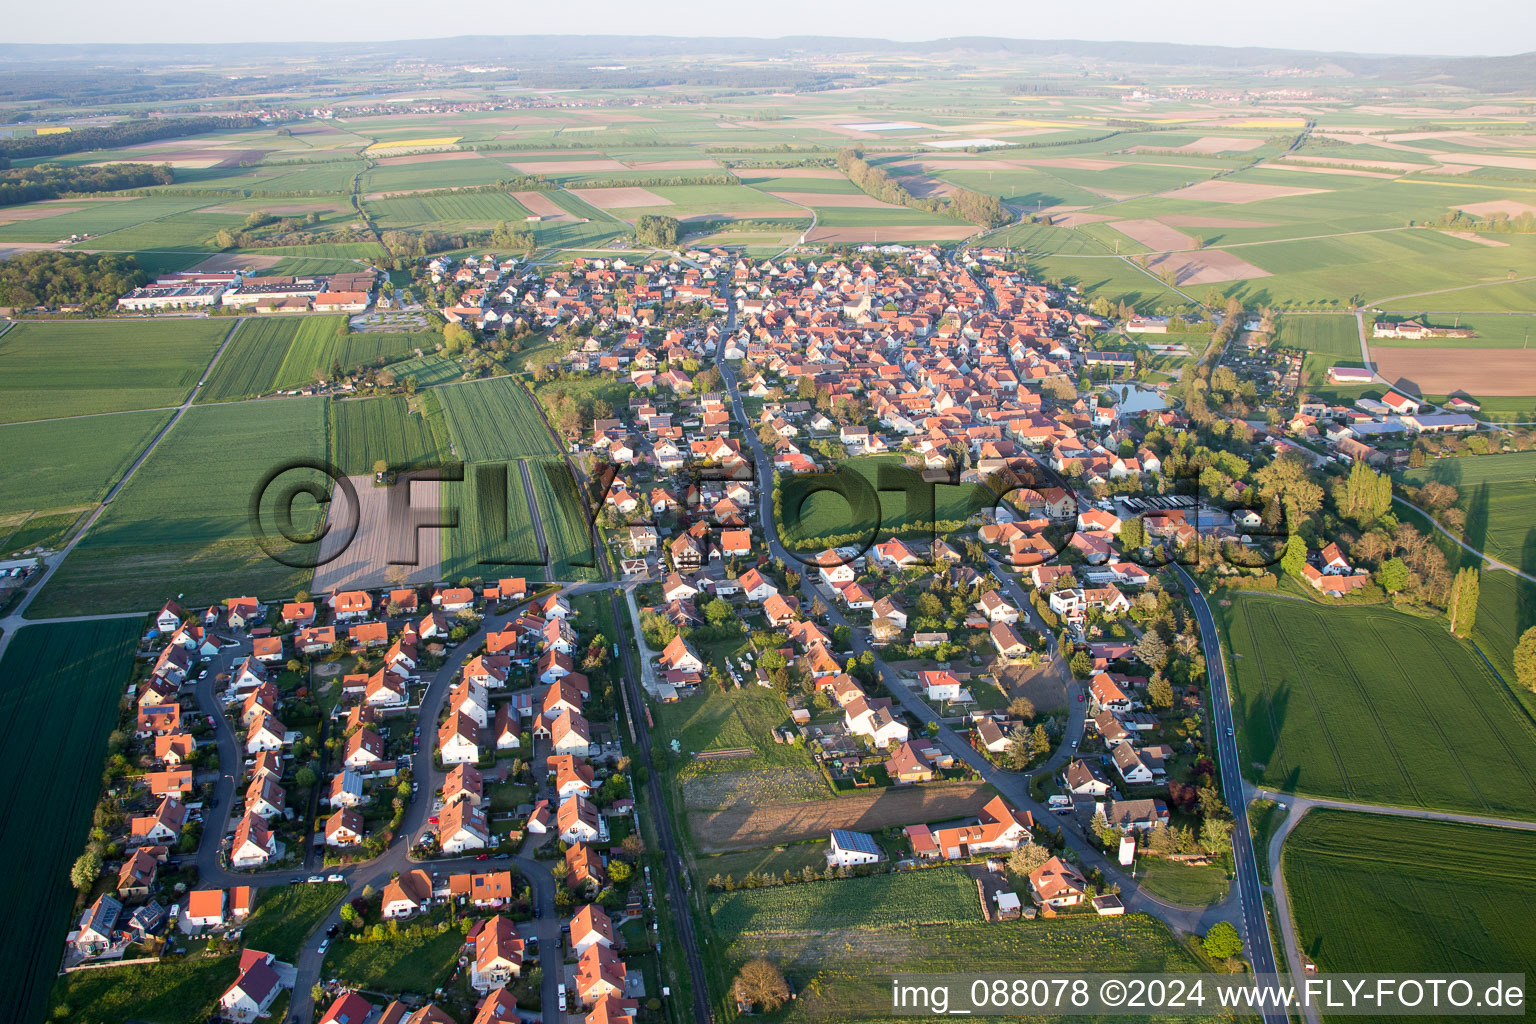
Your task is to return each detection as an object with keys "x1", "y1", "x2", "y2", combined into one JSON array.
[
  {"x1": 1402, "y1": 452, "x2": 1536, "y2": 576},
  {"x1": 436, "y1": 376, "x2": 563, "y2": 460},
  {"x1": 1283, "y1": 811, "x2": 1535, "y2": 987},
  {"x1": 329, "y1": 393, "x2": 450, "y2": 476},
  {"x1": 0, "y1": 319, "x2": 228, "y2": 422},
  {"x1": 28, "y1": 398, "x2": 329, "y2": 616},
  {"x1": 0, "y1": 410, "x2": 171, "y2": 517},
  {"x1": 1216, "y1": 594, "x2": 1536, "y2": 819},
  {"x1": 0, "y1": 619, "x2": 144, "y2": 1024}
]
